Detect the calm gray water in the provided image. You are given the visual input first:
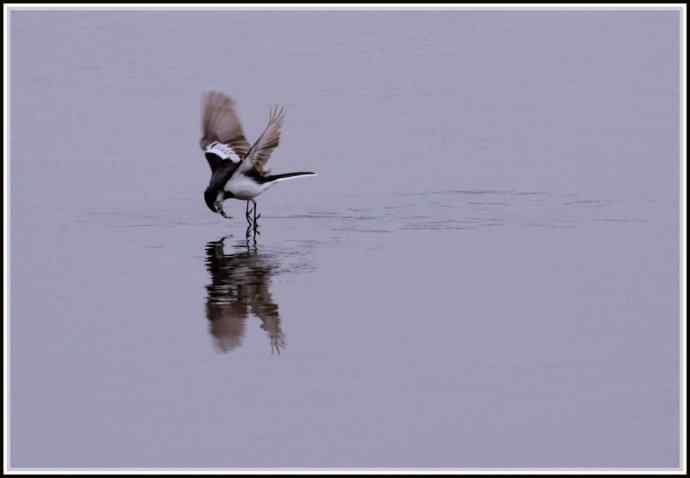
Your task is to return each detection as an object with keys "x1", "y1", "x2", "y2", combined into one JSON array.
[{"x1": 9, "y1": 10, "x2": 681, "y2": 469}]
